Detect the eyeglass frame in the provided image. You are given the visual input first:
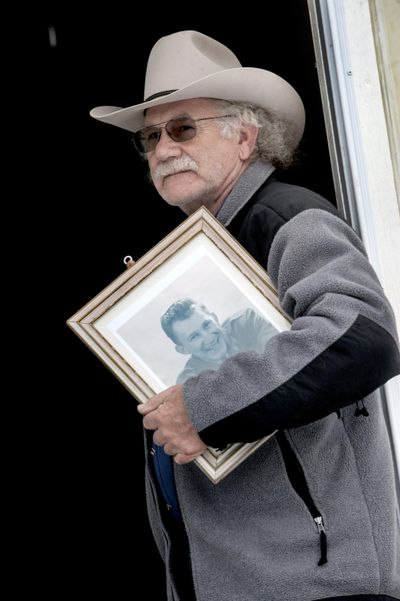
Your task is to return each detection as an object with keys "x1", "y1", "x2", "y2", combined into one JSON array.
[{"x1": 132, "y1": 114, "x2": 234, "y2": 154}]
